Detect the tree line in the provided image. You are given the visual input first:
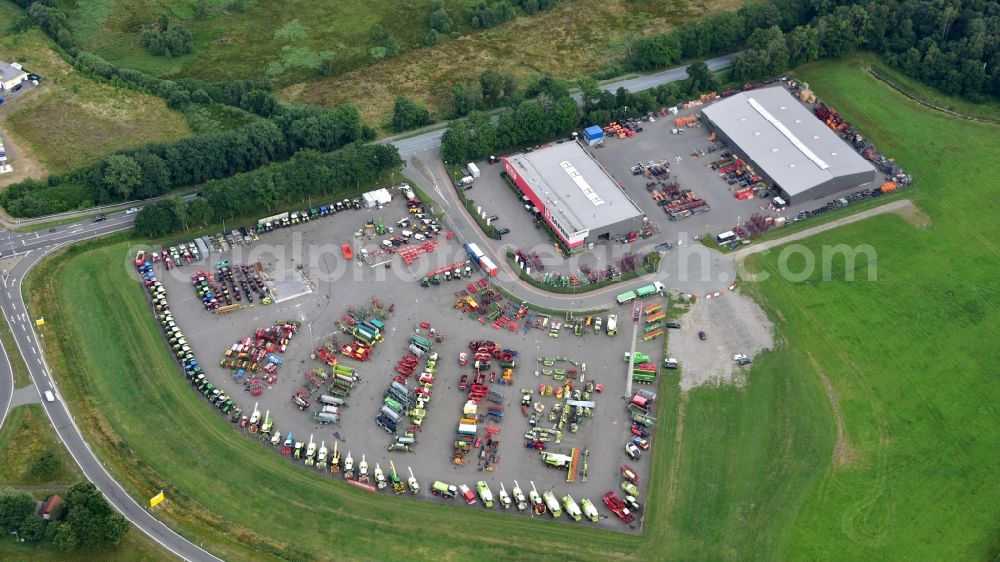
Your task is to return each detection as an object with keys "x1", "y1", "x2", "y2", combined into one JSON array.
[
  {"x1": 0, "y1": 484, "x2": 129, "y2": 551},
  {"x1": 133, "y1": 143, "x2": 405, "y2": 237},
  {"x1": 439, "y1": 62, "x2": 733, "y2": 164},
  {"x1": 14, "y1": 1, "x2": 276, "y2": 112},
  {"x1": 1, "y1": 104, "x2": 370, "y2": 217},
  {"x1": 440, "y1": 78, "x2": 579, "y2": 163},
  {"x1": 628, "y1": 0, "x2": 999, "y2": 102},
  {"x1": 578, "y1": 61, "x2": 724, "y2": 127}
]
